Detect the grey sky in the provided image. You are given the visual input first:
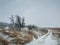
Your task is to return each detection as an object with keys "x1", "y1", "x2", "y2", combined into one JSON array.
[{"x1": 0, "y1": 0, "x2": 60, "y2": 27}]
